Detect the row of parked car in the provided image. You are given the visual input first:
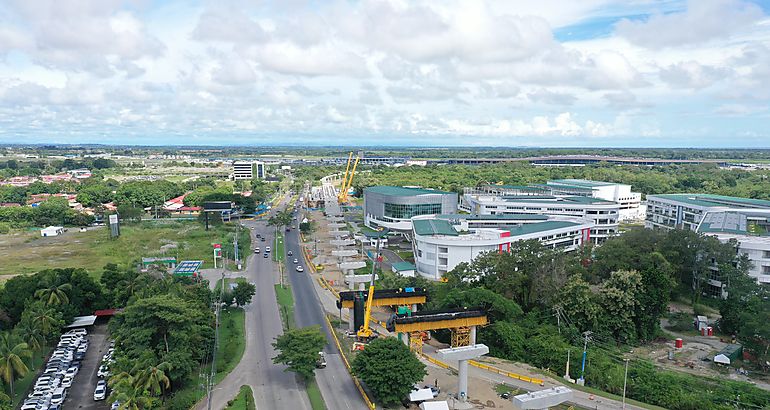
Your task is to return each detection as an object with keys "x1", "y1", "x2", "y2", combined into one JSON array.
[
  {"x1": 95, "y1": 342, "x2": 115, "y2": 401},
  {"x1": 21, "y1": 329, "x2": 88, "y2": 410}
]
